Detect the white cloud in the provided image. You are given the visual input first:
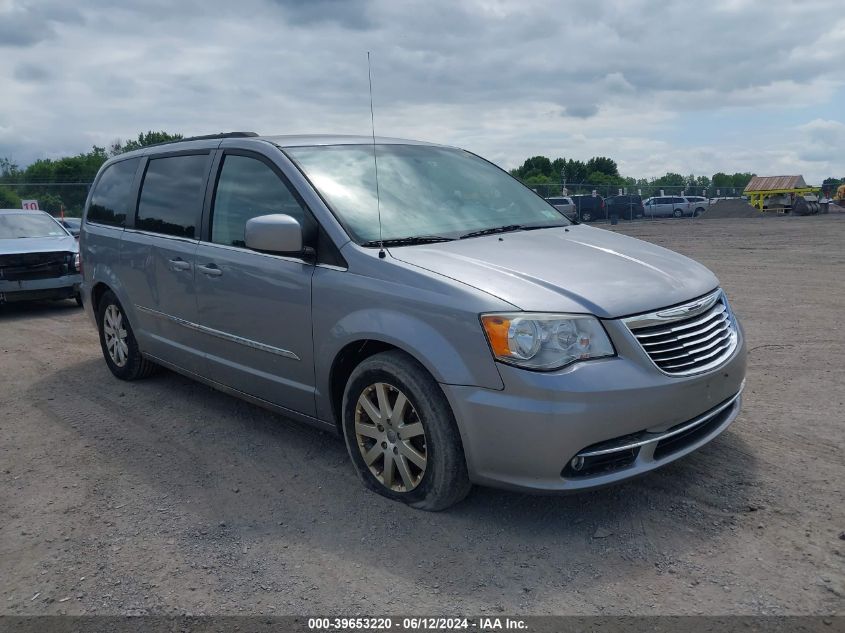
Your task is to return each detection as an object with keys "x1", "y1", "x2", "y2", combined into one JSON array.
[{"x1": 0, "y1": 0, "x2": 842, "y2": 182}]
